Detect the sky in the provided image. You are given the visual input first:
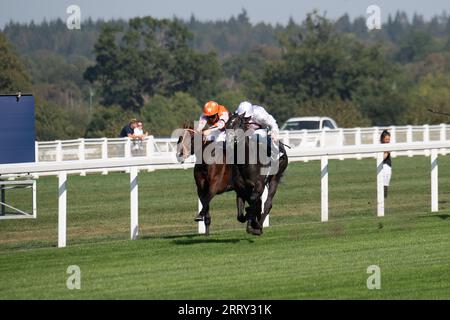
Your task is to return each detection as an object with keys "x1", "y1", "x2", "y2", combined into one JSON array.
[{"x1": 1, "y1": 0, "x2": 449, "y2": 28}]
